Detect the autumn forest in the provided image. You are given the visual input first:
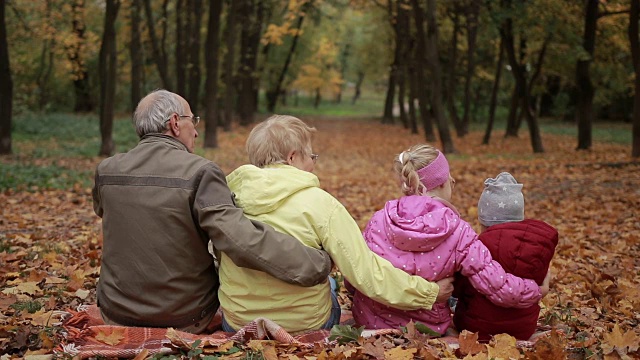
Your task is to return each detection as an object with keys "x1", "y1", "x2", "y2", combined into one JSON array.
[{"x1": 0, "y1": 0, "x2": 639, "y2": 359}]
